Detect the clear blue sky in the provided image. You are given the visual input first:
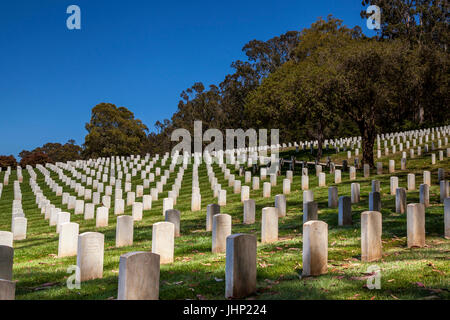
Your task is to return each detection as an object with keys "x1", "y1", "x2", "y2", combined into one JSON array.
[{"x1": 0, "y1": 0, "x2": 376, "y2": 158}]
